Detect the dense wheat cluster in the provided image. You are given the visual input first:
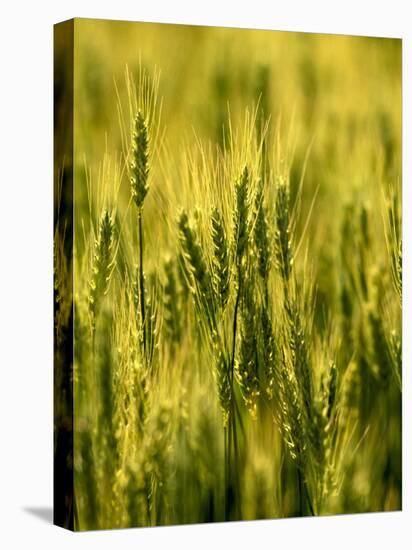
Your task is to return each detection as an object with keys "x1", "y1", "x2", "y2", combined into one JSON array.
[{"x1": 54, "y1": 20, "x2": 402, "y2": 530}]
